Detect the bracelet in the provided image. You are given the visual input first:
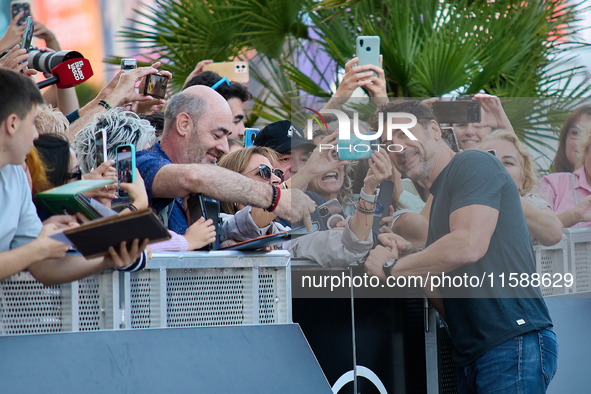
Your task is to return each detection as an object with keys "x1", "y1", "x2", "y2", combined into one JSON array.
[
  {"x1": 98, "y1": 99, "x2": 112, "y2": 110},
  {"x1": 266, "y1": 185, "x2": 281, "y2": 212},
  {"x1": 359, "y1": 187, "x2": 378, "y2": 204},
  {"x1": 128, "y1": 204, "x2": 137, "y2": 212},
  {"x1": 357, "y1": 205, "x2": 376, "y2": 215}
]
